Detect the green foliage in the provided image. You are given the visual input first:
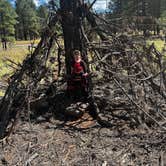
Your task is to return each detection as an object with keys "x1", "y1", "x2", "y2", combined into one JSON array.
[
  {"x1": 108, "y1": 0, "x2": 166, "y2": 34},
  {"x1": 15, "y1": 0, "x2": 39, "y2": 40},
  {"x1": 0, "y1": 0, "x2": 17, "y2": 41},
  {"x1": 110, "y1": 0, "x2": 161, "y2": 18},
  {"x1": 48, "y1": 0, "x2": 59, "y2": 11},
  {"x1": 37, "y1": 4, "x2": 48, "y2": 20},
  {"x1": 0, "y1": 0, "x2": 62, "y2": 41},
  {"x1": 160, "y1": 0, "x2": 166, "y2": 26},
  {"x1": 160, "y1": 0, "x2": 166, "y2": 15},
  {"x1": 37, "y1": 4, "x2": 49, "y2": 33},
  {"x1": 160, "y1": 10, "x2": 166, "y2": 27}
]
